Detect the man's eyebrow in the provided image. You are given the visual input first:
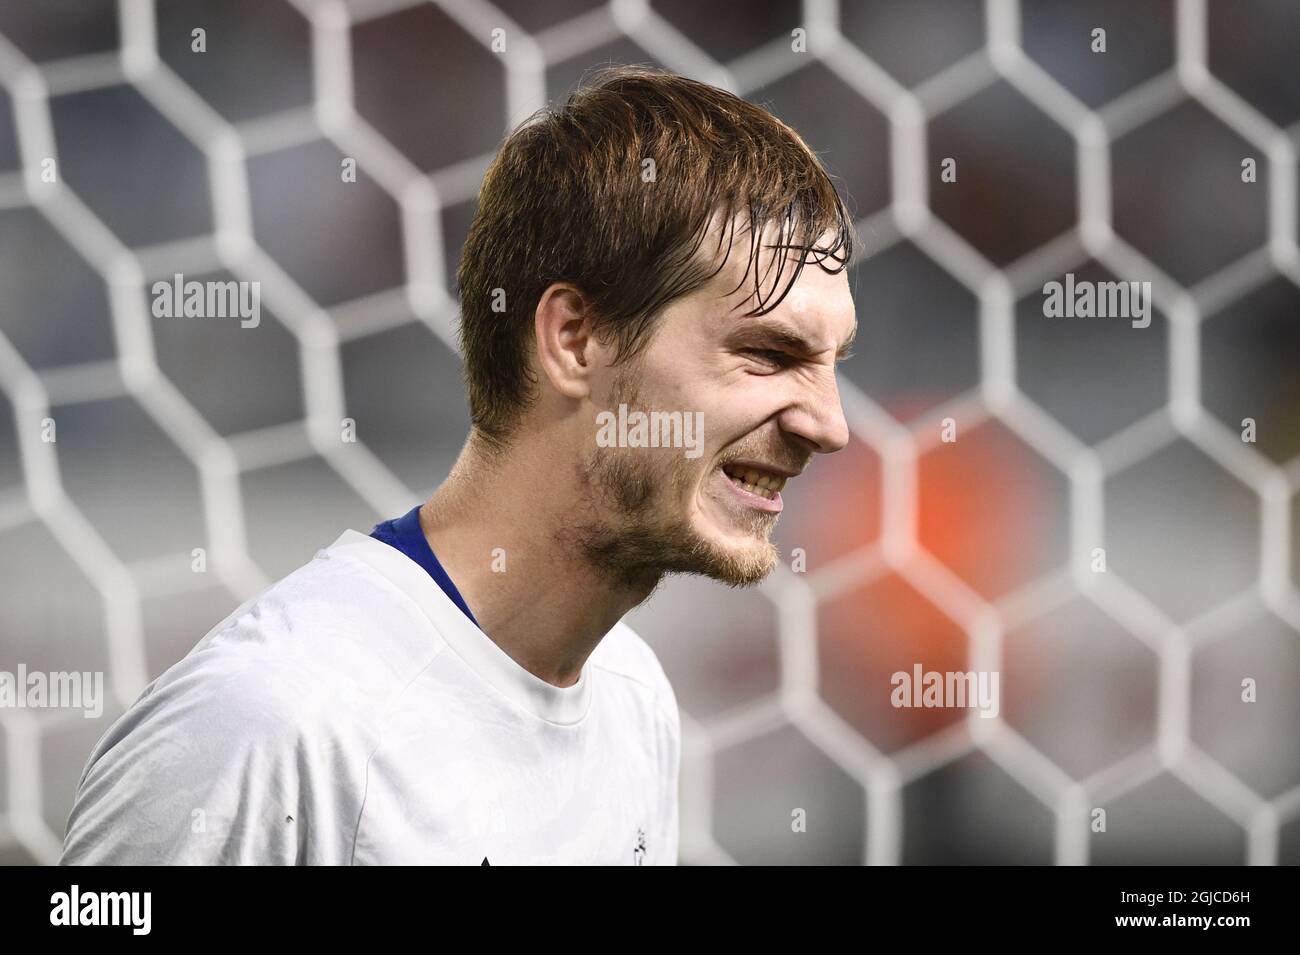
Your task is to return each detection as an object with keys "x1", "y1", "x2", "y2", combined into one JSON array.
[{"x1": 724, "y1": 318, "x2": 857, "y2": 361}]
